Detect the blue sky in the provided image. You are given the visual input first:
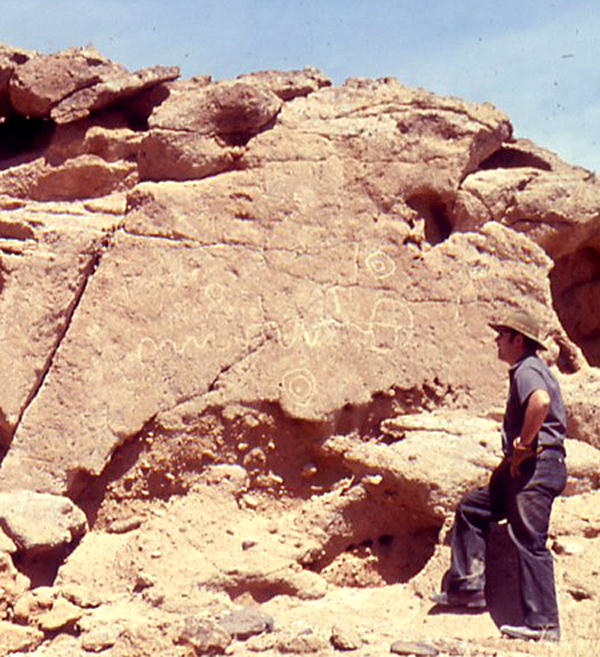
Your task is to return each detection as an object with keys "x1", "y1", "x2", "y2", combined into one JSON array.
[{"x1": 3, "y1": 0, "x2": 599, "y2": 171}]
